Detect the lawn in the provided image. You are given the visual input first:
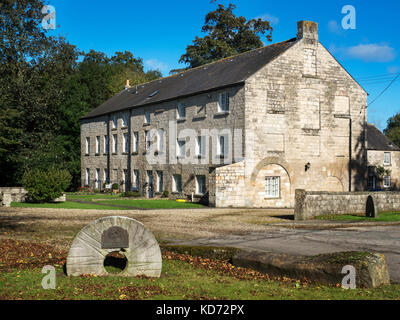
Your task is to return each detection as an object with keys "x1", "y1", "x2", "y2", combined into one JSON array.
[
  {"x1": 10, "y1": 201, "x2": 127, "y2": 210},
  {"x1": 10, "y1": 193, "x2": 206, "y2": 210},
  {"x1": 315, "y1": 212, "x2": 400, "y2": 222},
  {"x1": 0, "y1": 239, "x2": 399, "y2": 300},
  {"x1": 96, "y1": 199, "x2": 205, "y2": 209}
]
